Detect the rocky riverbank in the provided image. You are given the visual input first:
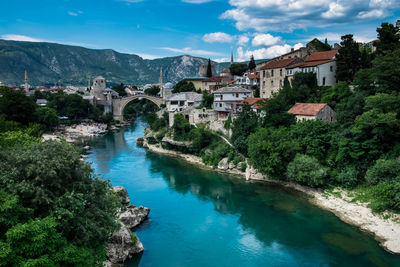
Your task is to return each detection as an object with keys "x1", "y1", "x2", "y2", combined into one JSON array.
[
  {"x1": 141, "y1": 138, "x2": 400, "y2": 255},
  {"x1": 104, "y1": 186, "x2": 150, "y2": 266}
]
